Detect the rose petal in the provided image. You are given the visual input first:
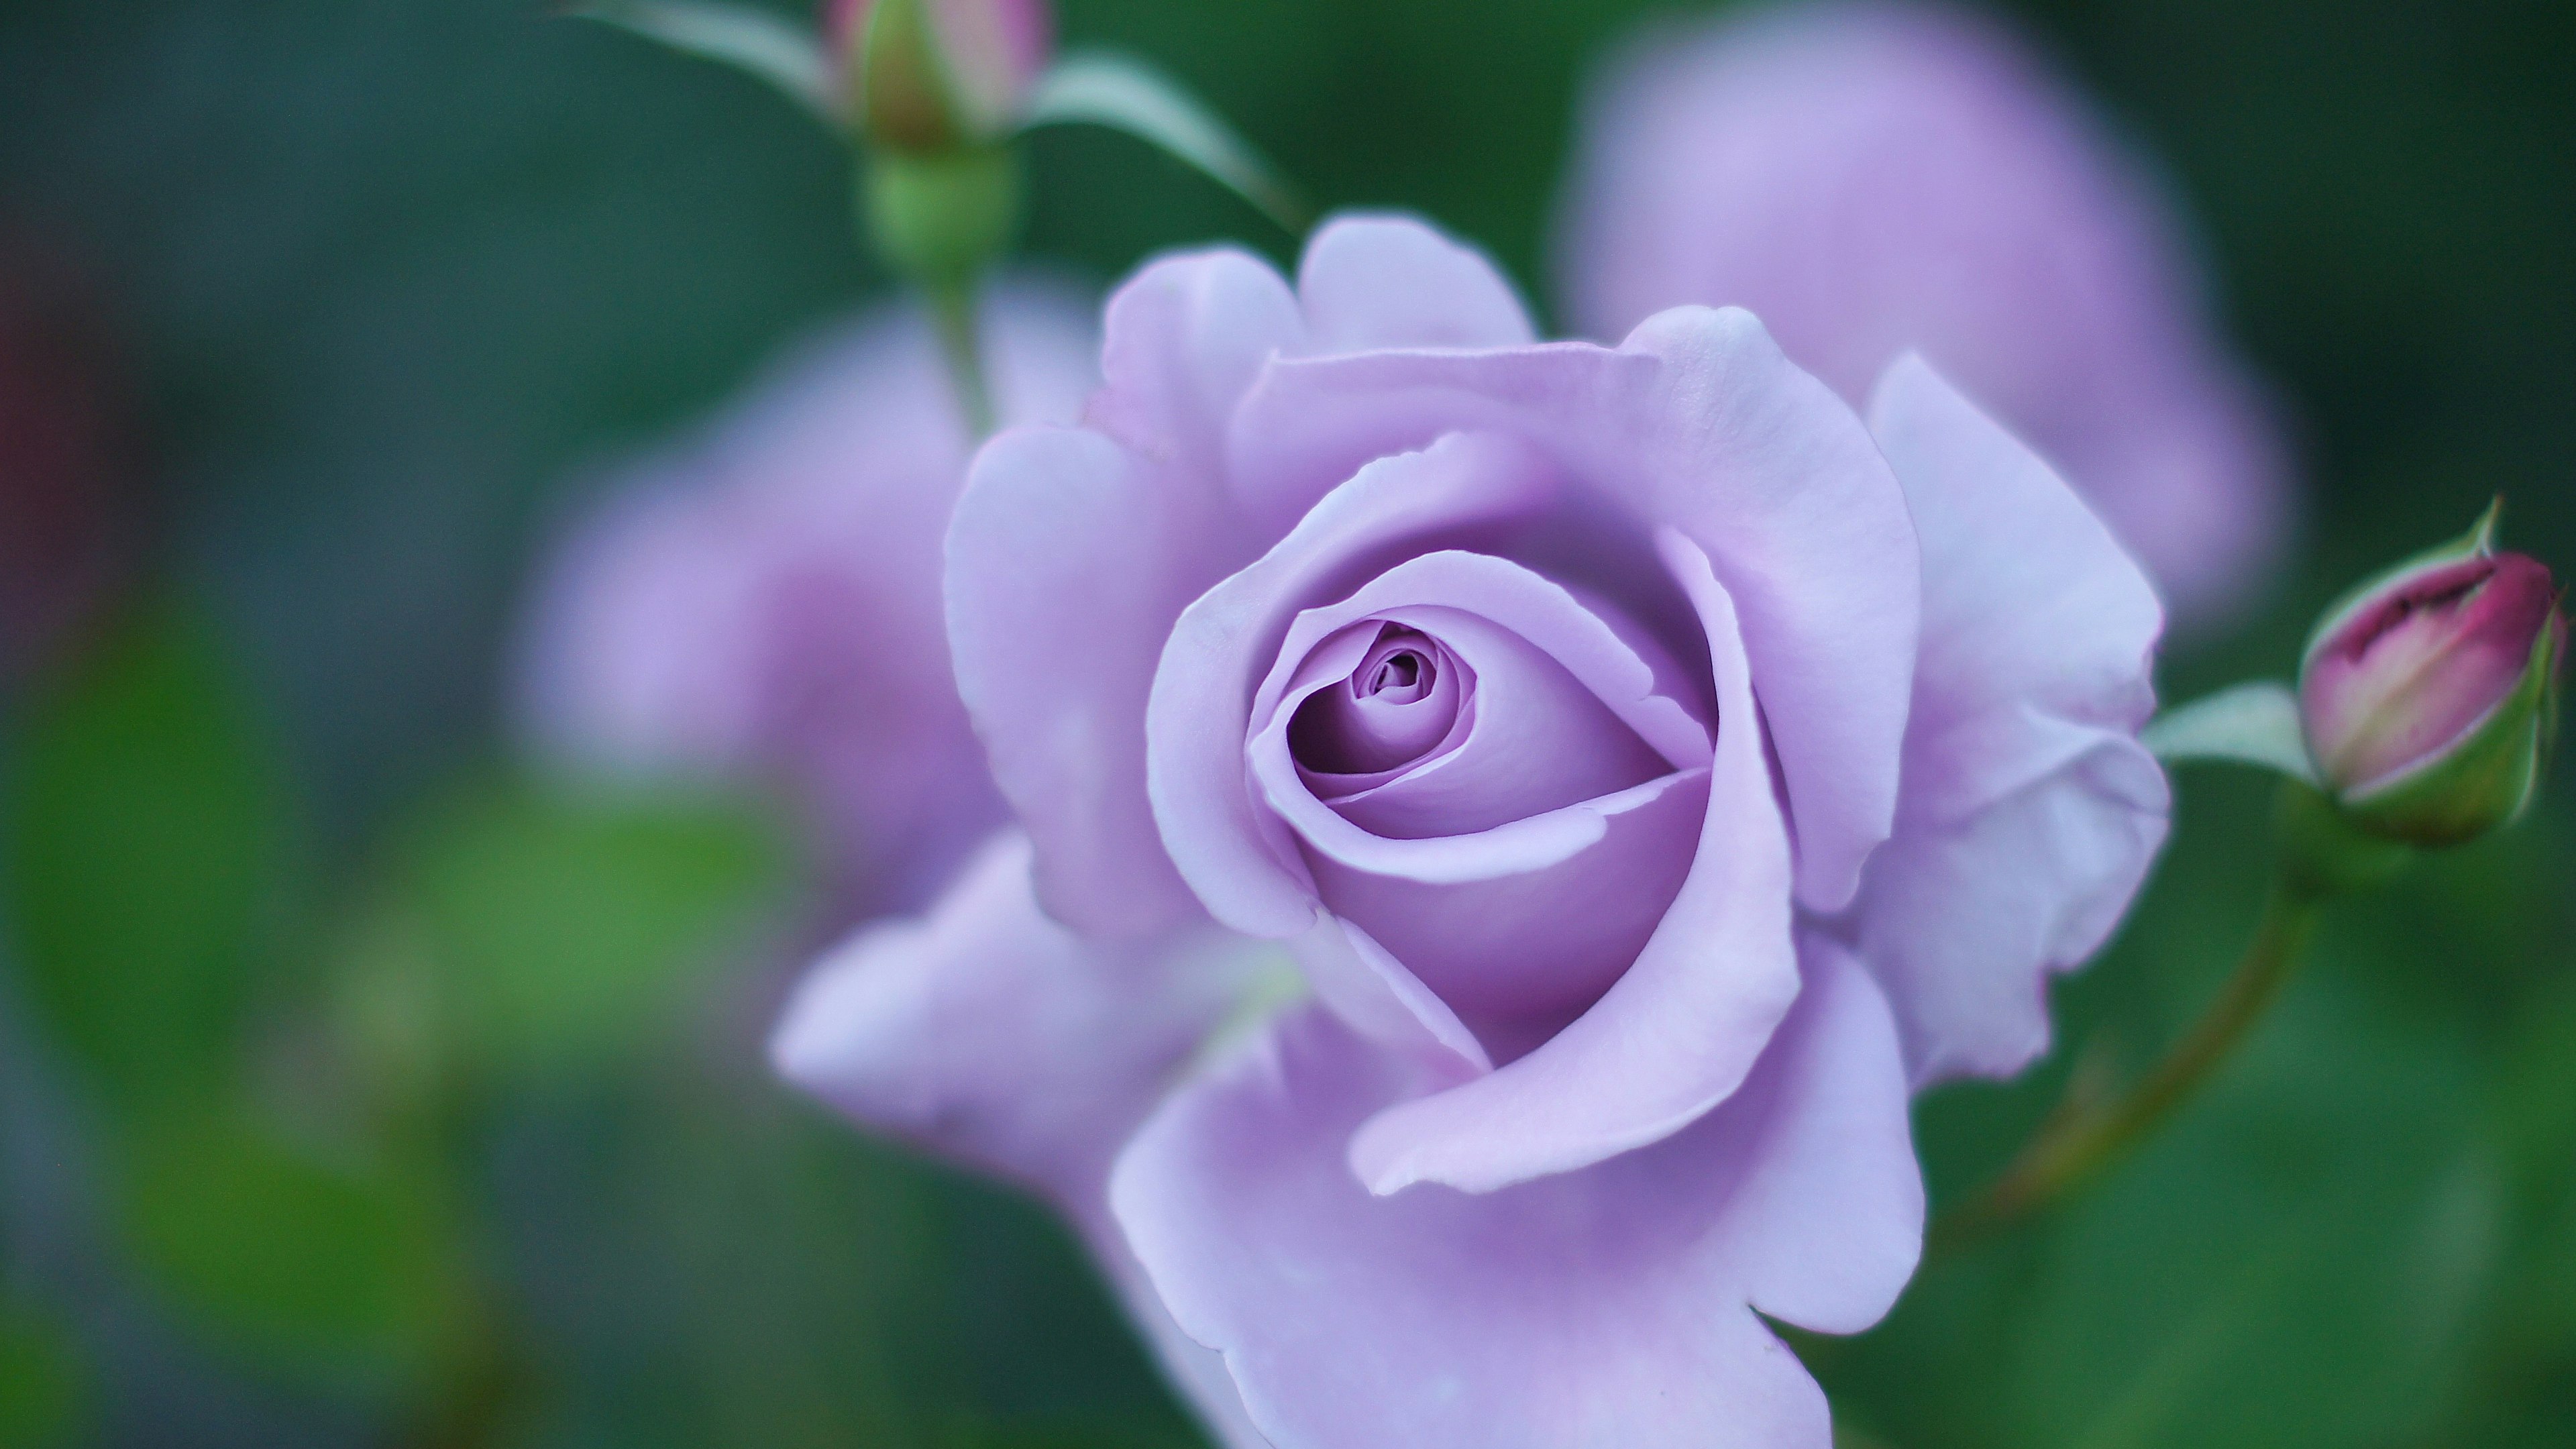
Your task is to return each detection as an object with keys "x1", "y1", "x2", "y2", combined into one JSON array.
[
  {"x1": 1087, "y1": 245, "x2": 1305, "y2": 477},
  {"x1": 1224, "y1": 305, "x2": 1918, "y2": 912},
  {"x1": 767, "y1": 829, "x2": 1279, "y2": 1448},
  {"x1": 1148, "y1": 431, "x2": 1560, "y2": 938},
  {"x1": 1343, "y1": 537, "x2": 1797, "y2": 1193},
  {"x1": 1295, "y1": 213, "x2": 1538, "y2": 356},
  {"x1": 1108, "y1": 938, "x2": 1919, "y2": 1449},
  {"x1": 518, "y1": 282, "x2": 1095, "y2": 912},
  {"x1": 1296, "y1": 771, "x2": 1707, "y2": 1034},
  {"x1": 1552, "y1": 0, "x2": 2292, "y2": 629},
  {"x1": 946, "y1": 249, "x2": 1318, "y2": 937},
  {"x1": 1853, "y1": 356, "x2": 2170, "y2": 1083},
  {"x1": 1250, "y1": 549, "x2": 1711, "y2": 785},
  {"x1": 1285, "y1": 911, "x2": 1493, "y2": 1078},
  {"x1": 949, "y1": 426, "x2": 1214, "y2": 936},
  {"x1": 769, "y1": 829, "x2": 1257, "y2": 1204}
]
